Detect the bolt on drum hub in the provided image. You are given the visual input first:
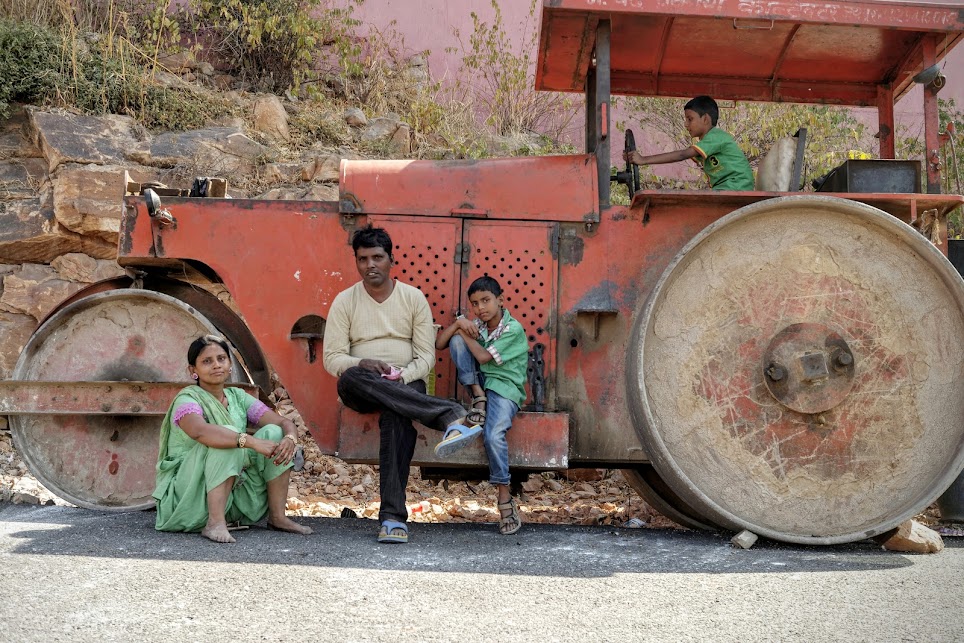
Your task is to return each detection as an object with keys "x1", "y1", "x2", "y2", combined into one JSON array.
[{"x1": 762, "y1": 322, "x2": 856, "y2": 415}]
